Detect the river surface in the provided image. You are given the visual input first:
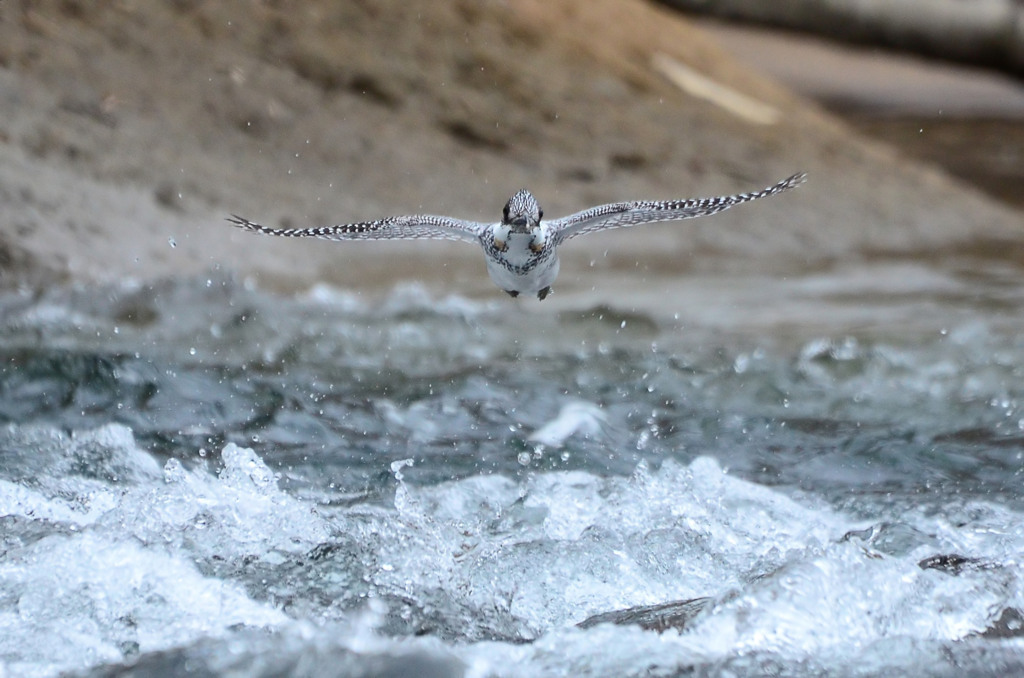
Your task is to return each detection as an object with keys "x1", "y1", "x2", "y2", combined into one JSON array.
[{"x1": 1, "y1": 265, "x2": 1023, "y2": 677}]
